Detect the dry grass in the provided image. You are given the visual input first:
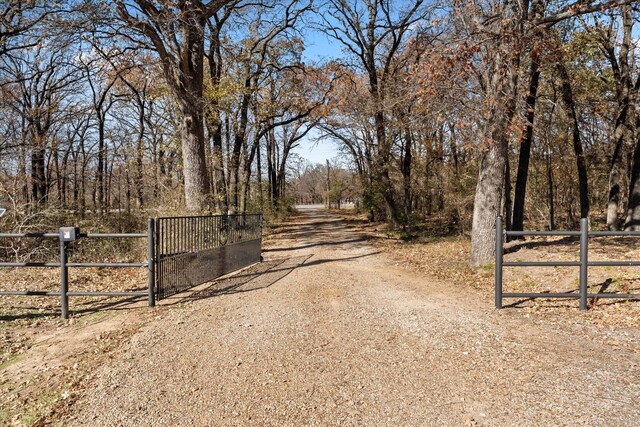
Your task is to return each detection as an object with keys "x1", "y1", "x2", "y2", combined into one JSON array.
[
  {"x1": 332, "y1": 210, "x2": 640, "y2": 329},
  {"x1": 0, "y1": 266, "x2": 149, "y2": 425},
  {"x1": 0, "y1": 211, "x2": 291, "y2": 426}
]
